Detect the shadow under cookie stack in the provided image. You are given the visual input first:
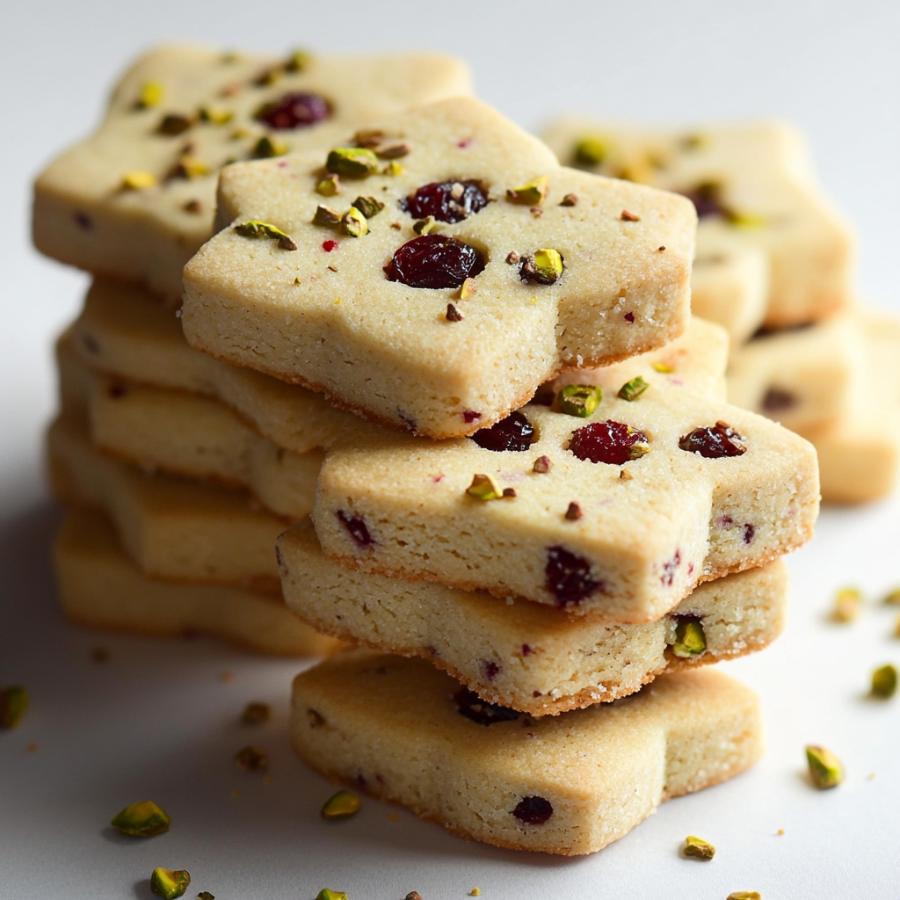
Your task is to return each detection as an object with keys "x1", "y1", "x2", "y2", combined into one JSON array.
[{"x1": 35, "y1": 44, "x2": 826, "y2": 856}]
